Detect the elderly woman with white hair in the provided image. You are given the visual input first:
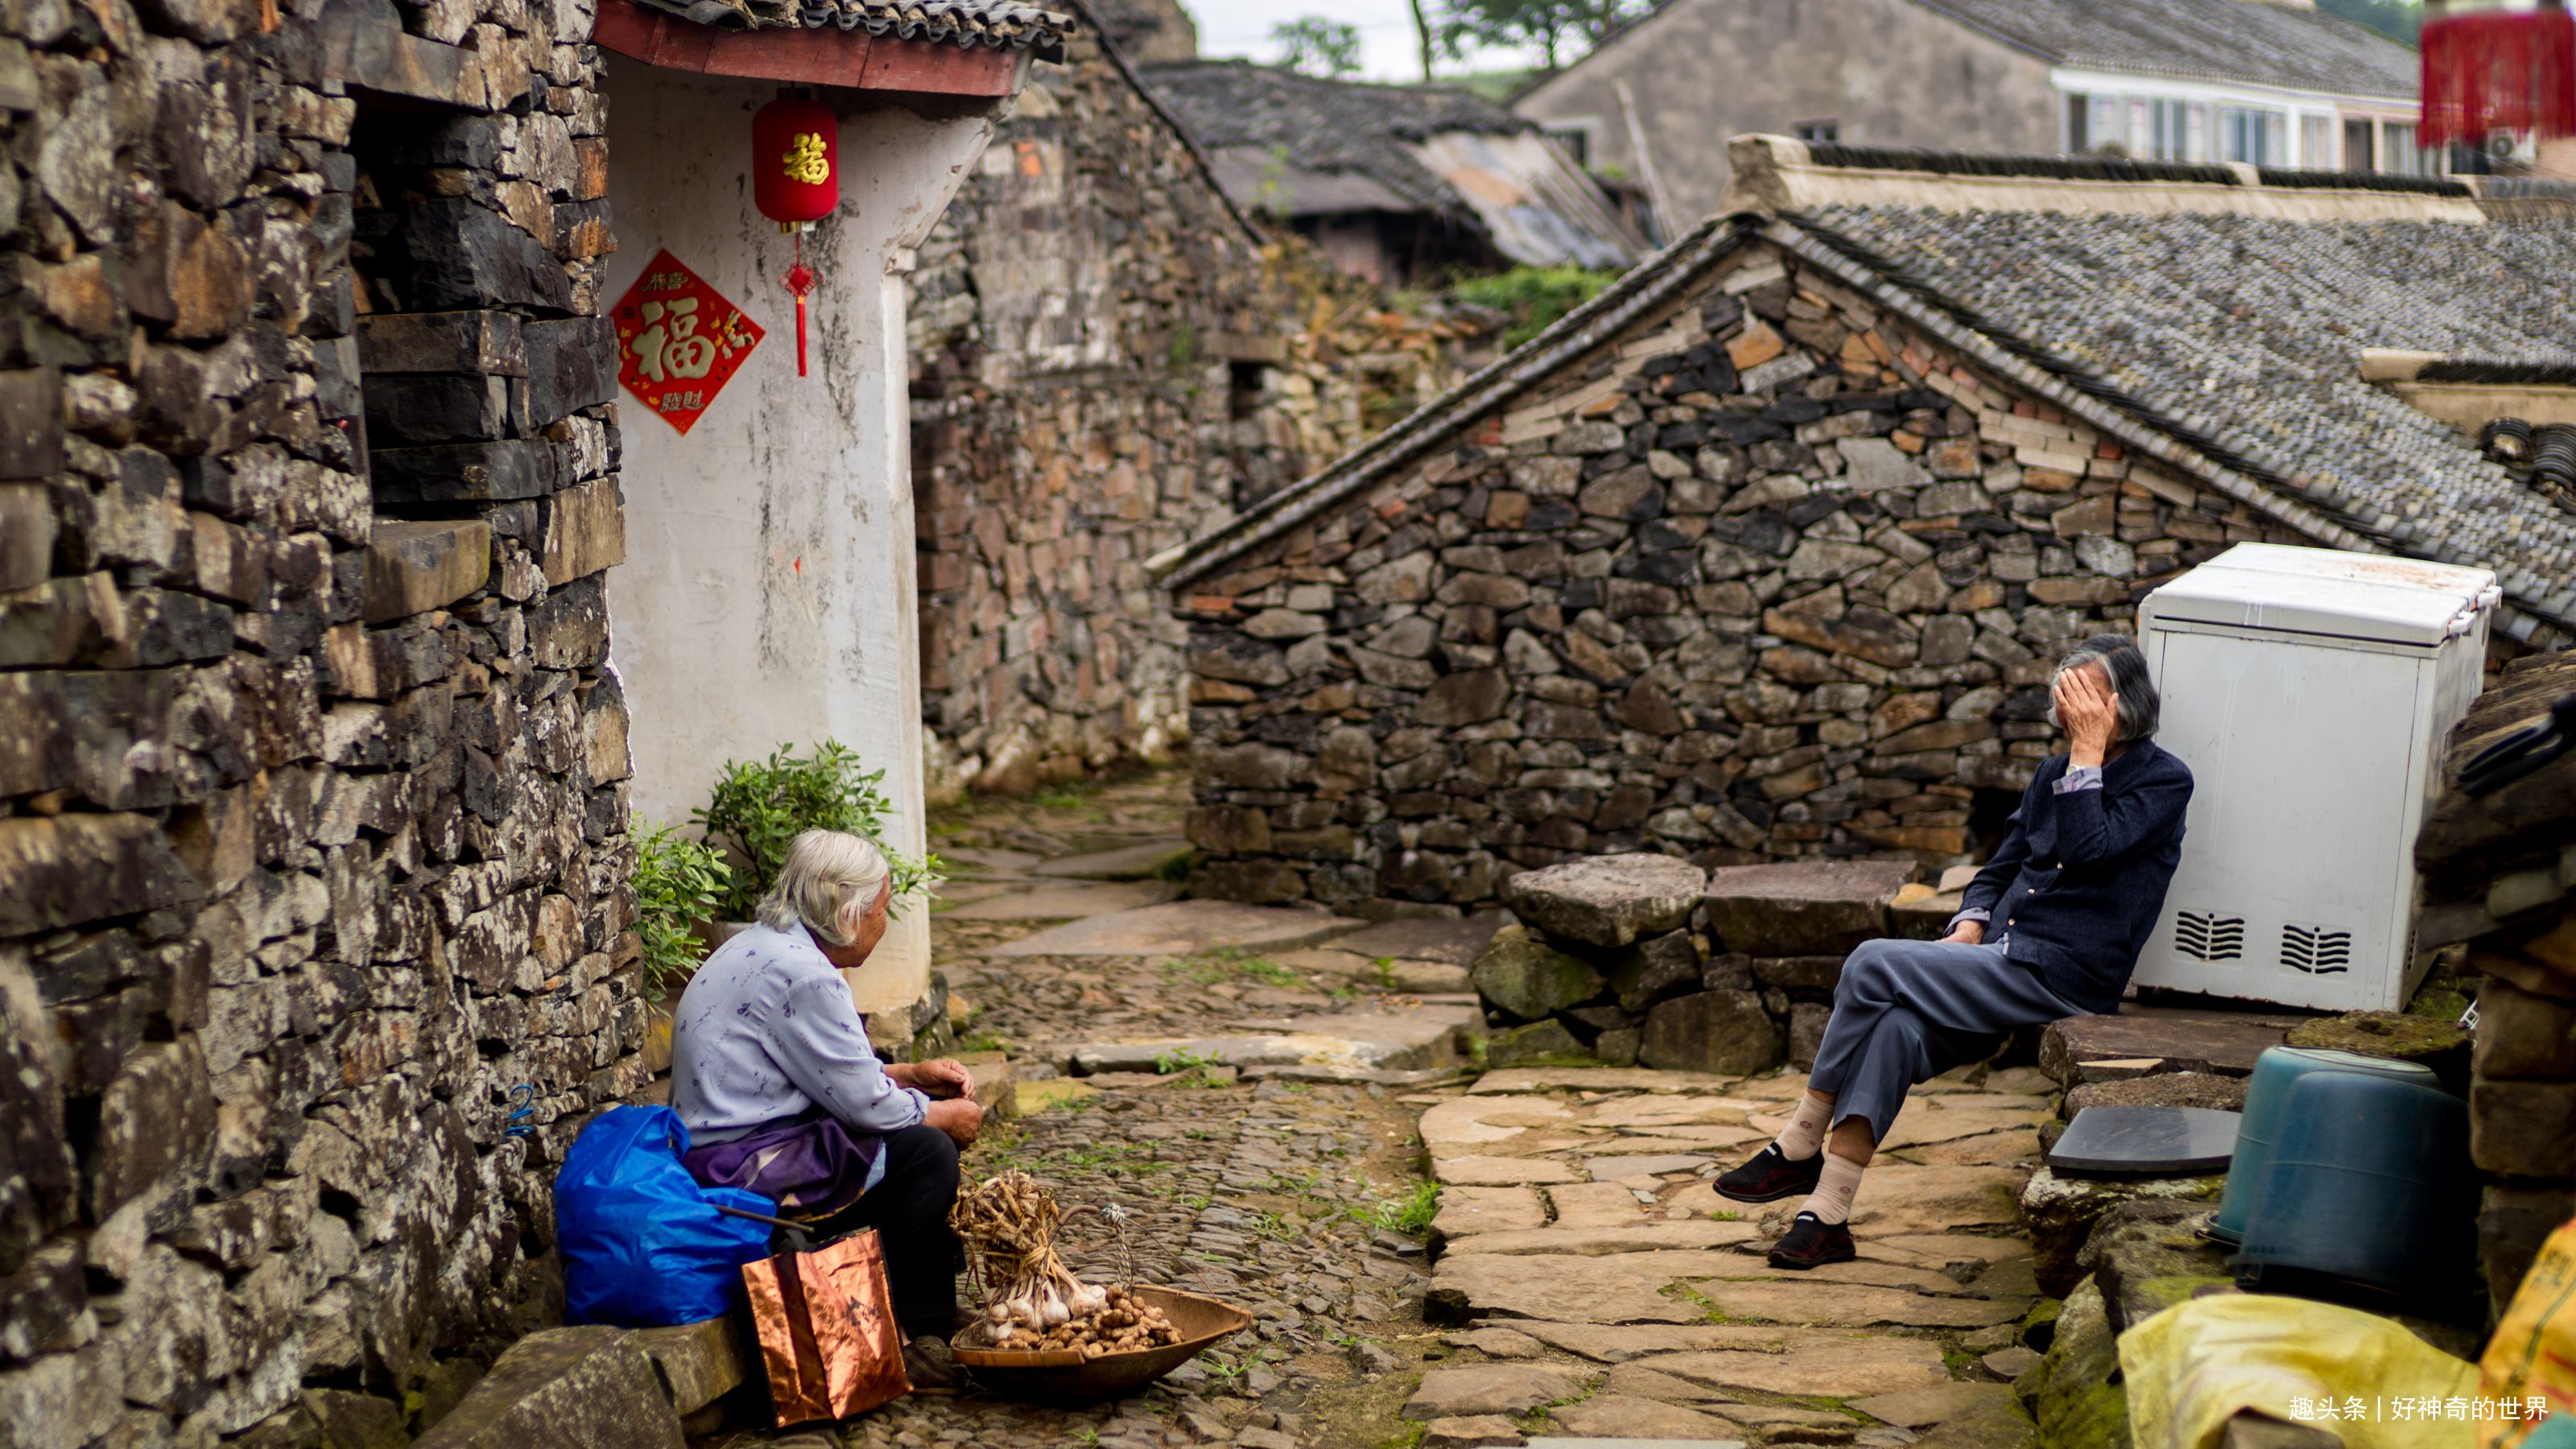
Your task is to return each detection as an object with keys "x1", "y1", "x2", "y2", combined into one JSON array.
[
  {"x1": 1715, "y1": 634, "x2": 2194, "y2": 1269},
  {"x1": 670, "y1": 830, "x2": 981, "y2": 1390}
]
